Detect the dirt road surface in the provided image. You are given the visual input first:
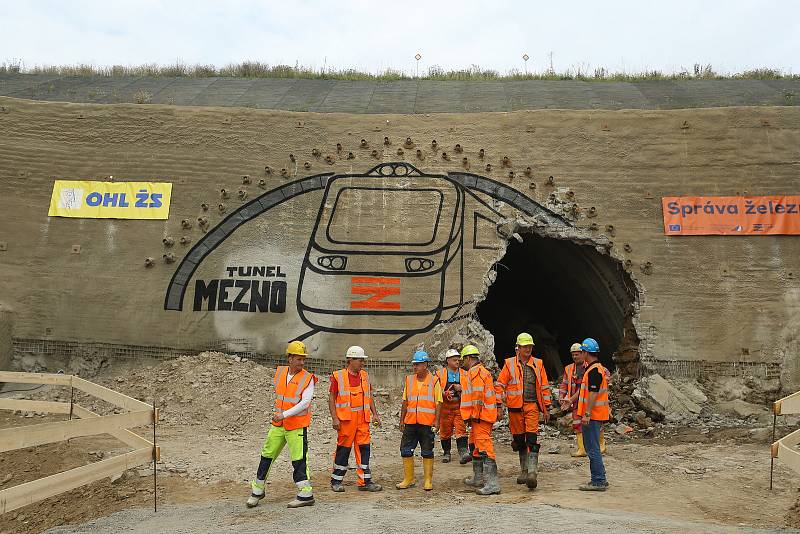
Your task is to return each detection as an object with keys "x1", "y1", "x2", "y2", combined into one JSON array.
[{"x1": 1, "y1": 354, "x2": 798, "y2": 533}]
